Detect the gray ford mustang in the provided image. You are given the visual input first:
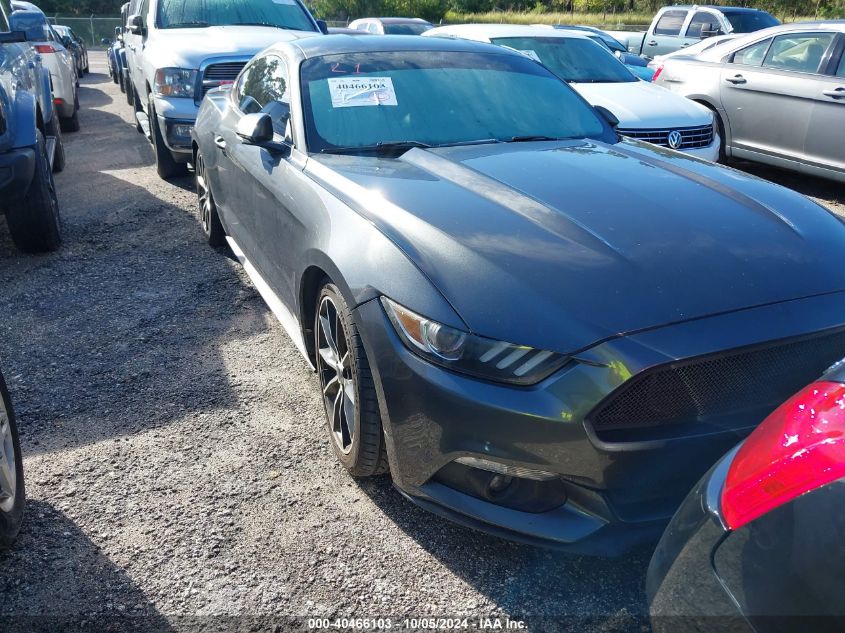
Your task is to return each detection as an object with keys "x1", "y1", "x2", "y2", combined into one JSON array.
[{"x1": 192, "y1": 34, "x2": 845, "y2": 555}]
